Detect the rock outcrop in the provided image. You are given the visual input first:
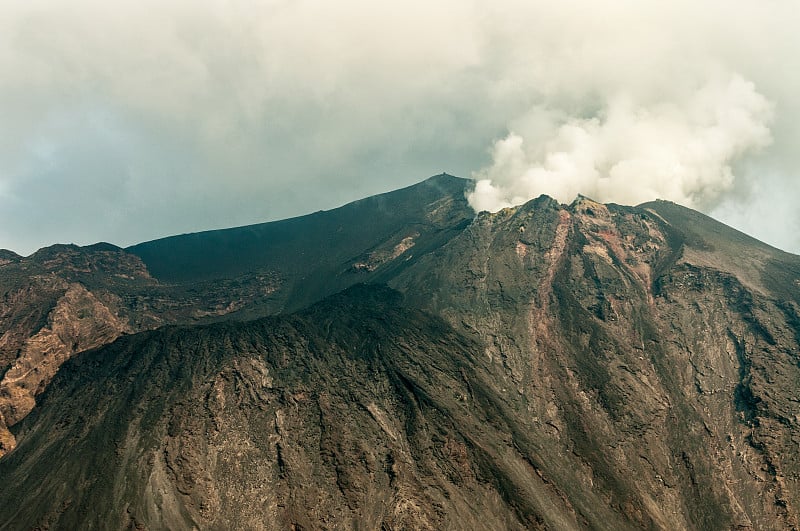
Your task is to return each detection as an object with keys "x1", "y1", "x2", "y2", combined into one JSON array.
[{"x1": 0, "y1": 175, "x2": 799, "y2": 529}]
